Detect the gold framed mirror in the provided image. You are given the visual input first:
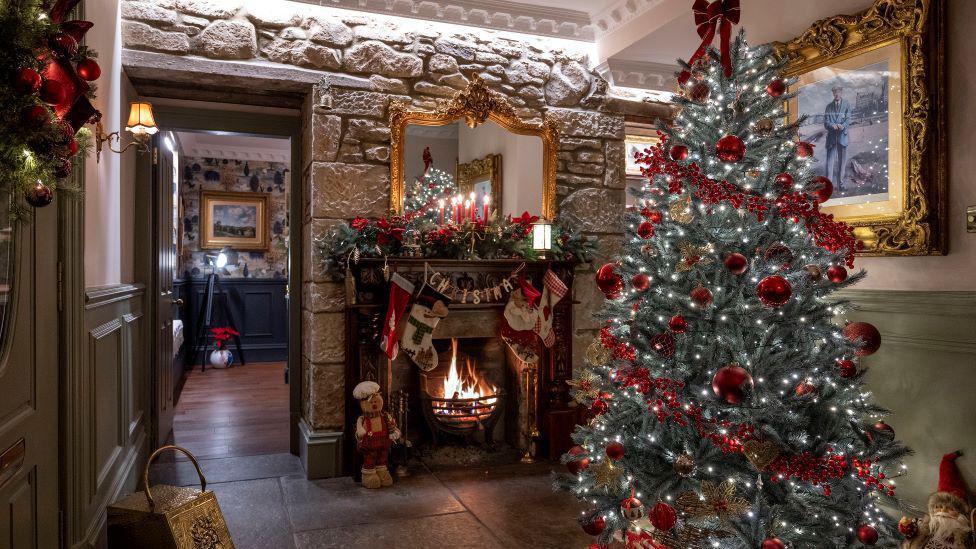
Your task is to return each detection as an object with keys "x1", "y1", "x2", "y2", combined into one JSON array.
[
  {"x1": 389, "y1": 74, "x2": 558, "y2": 219},
  {"x1": 457, "y1": 153, "x2": 502, "y2": 214}
]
